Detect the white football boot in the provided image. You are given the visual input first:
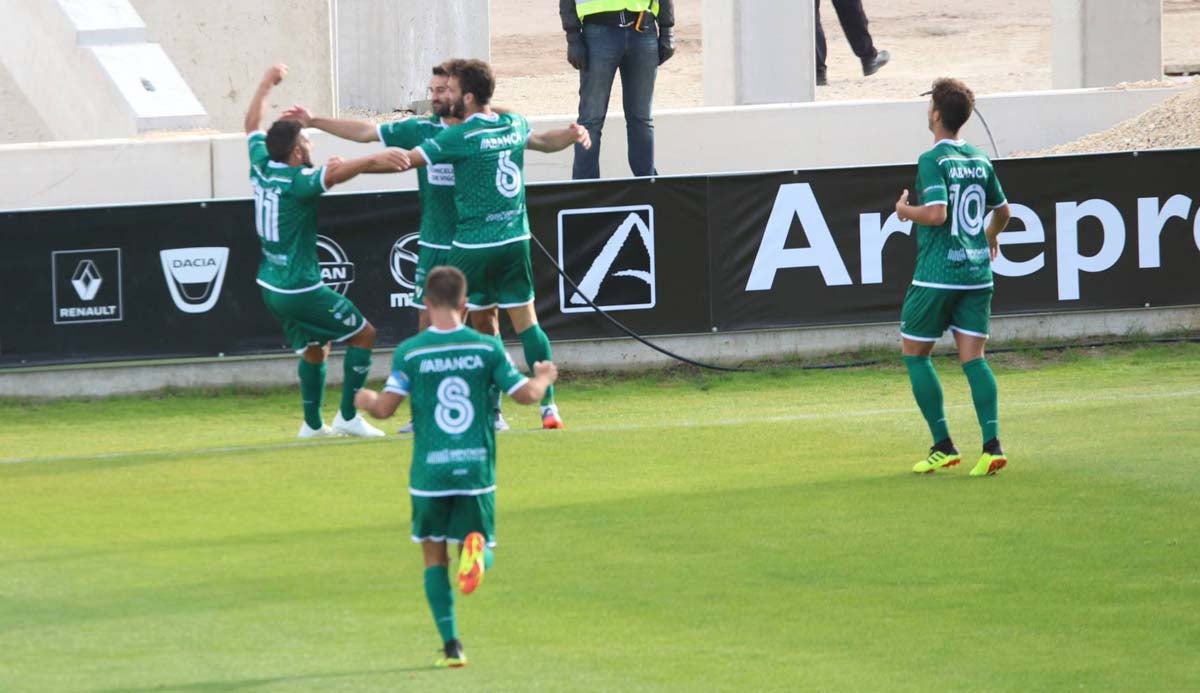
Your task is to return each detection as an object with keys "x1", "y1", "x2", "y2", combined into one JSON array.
[
  {"x1": 494, "y1": 413, "x2": 510, "y2": 432},
  {"x1": 332, "y1": 412, "x2": 385, "y2": 438},
  {"x1": 298, "y1": 422, "x2": 336, "y2": 439}
]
